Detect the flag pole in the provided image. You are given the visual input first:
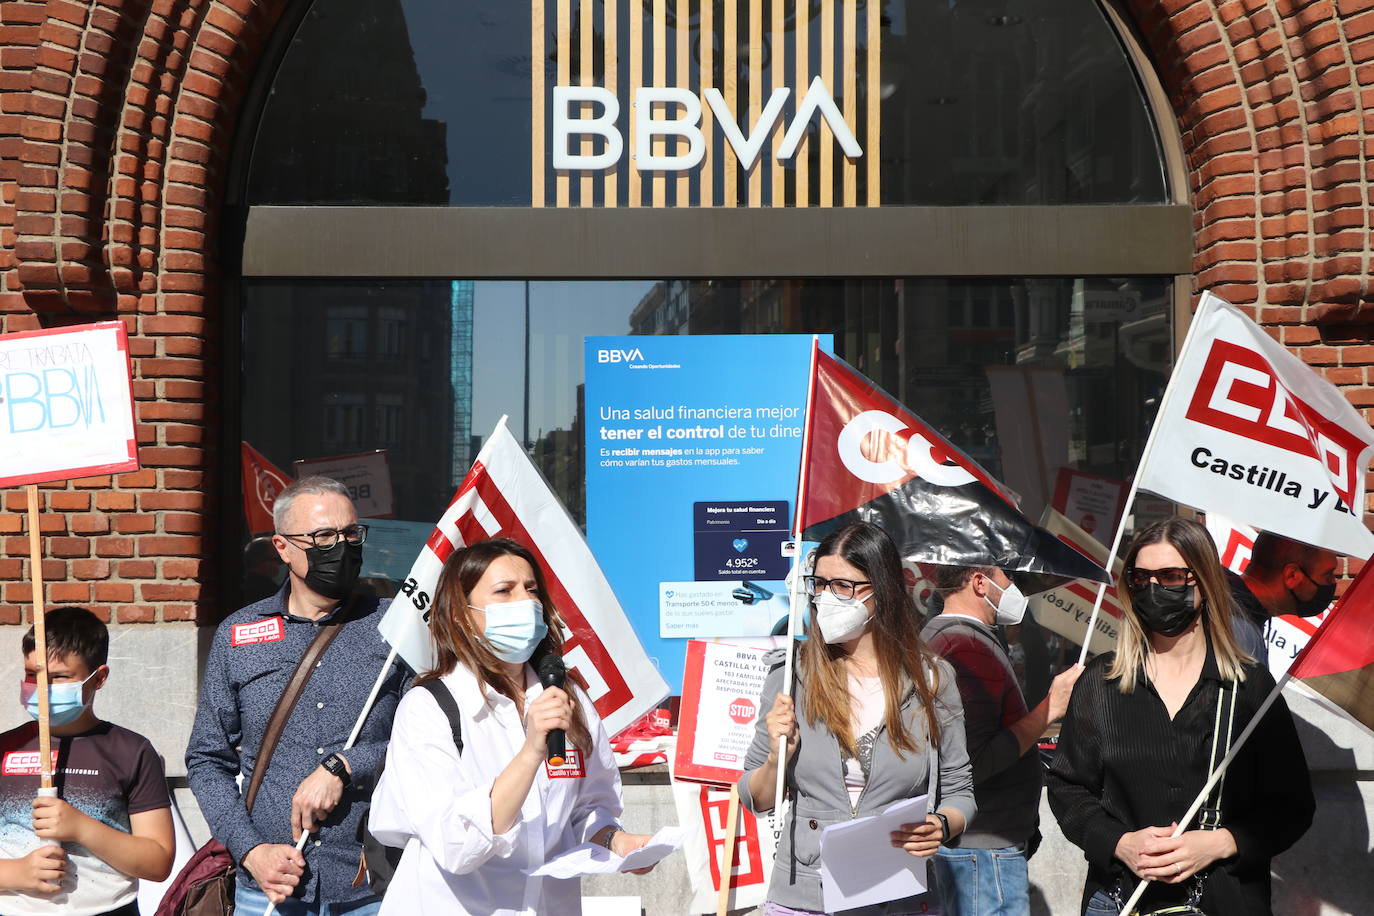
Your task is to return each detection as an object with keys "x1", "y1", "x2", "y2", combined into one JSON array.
[
  {"x1": 1077, "y1": 295, "x2": 1219, "y2": 666},
  {"x1": 1119, "y1": 670, "x2": 1292, "y2": 913},
  {"x1": 776, "y1": 337, "x2": 820, "y2": 816},
  {"x1": 25, "y1": 485, "x2": 57, "y2": 805}
]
